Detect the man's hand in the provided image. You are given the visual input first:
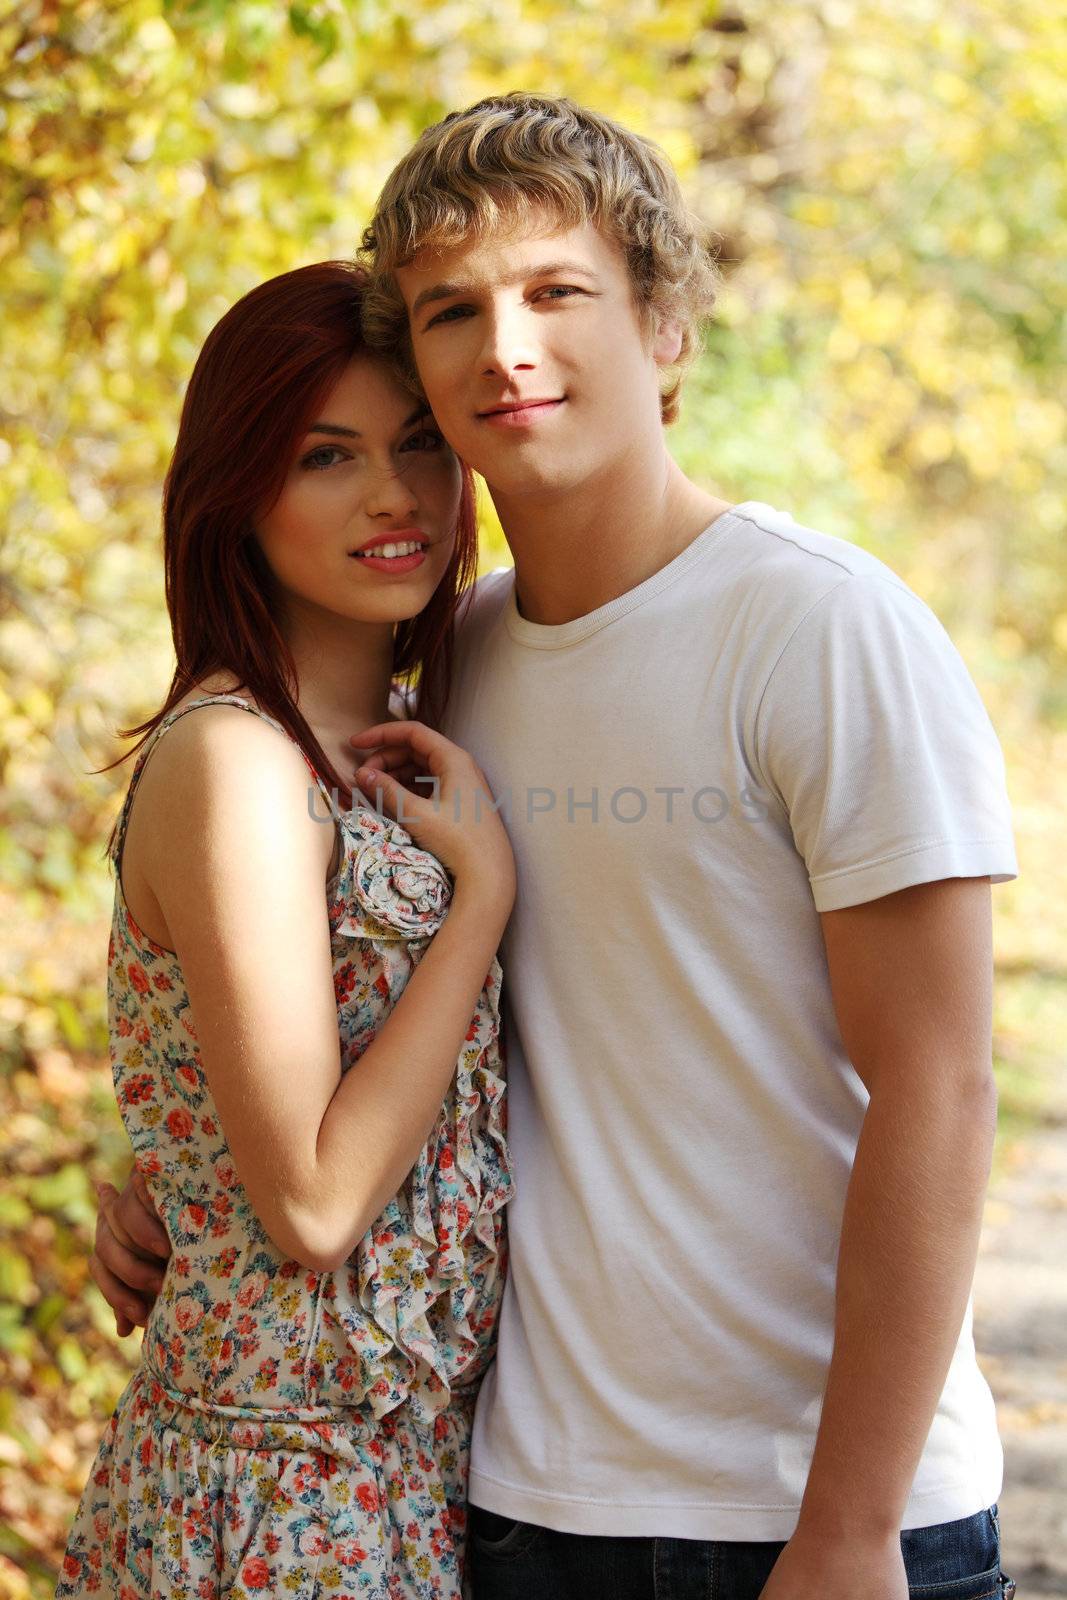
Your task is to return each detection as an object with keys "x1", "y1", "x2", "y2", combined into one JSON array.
[
  {"x1": 90, "y1": 1167, "x2": 170, "y2": 1337},
  {"x1": 759, "y1": 1526, "x2": 908, "y2": 1600}
]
